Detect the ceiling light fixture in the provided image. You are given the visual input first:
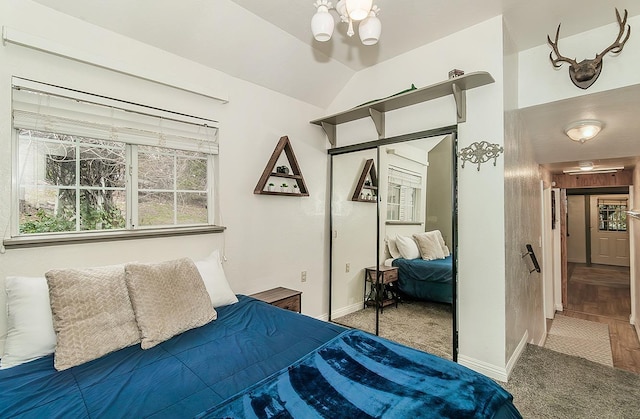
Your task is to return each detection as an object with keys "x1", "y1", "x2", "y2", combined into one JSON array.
[
  {"x1": 564, "y1": 120, "x2": 603, "y2": 143},
  {"x1": 578, "y1": 161, "x2": 594, "y2": 171},
  {"x1": 311, "y1": 0, "x2": 381, "y2": 46},
  {"x1": 562, "y1": 166, "x2": 624, "y2": 175}
]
